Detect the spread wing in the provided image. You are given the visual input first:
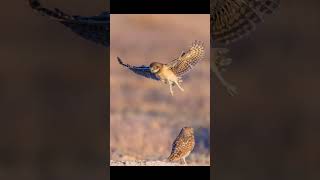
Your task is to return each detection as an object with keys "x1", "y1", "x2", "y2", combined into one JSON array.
[
  {"x1": 211, "y1": 0, "x2": 280, "y2": 46},
  {"x1": 117, "y1": 57, "x2": 160, "y2": 81},
  {"x1": 167, "y1": 40, "x2": 205, "y2": 77},
  {"x1": 28, "y1": 0, "x2": 109, "y2": 47}
]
